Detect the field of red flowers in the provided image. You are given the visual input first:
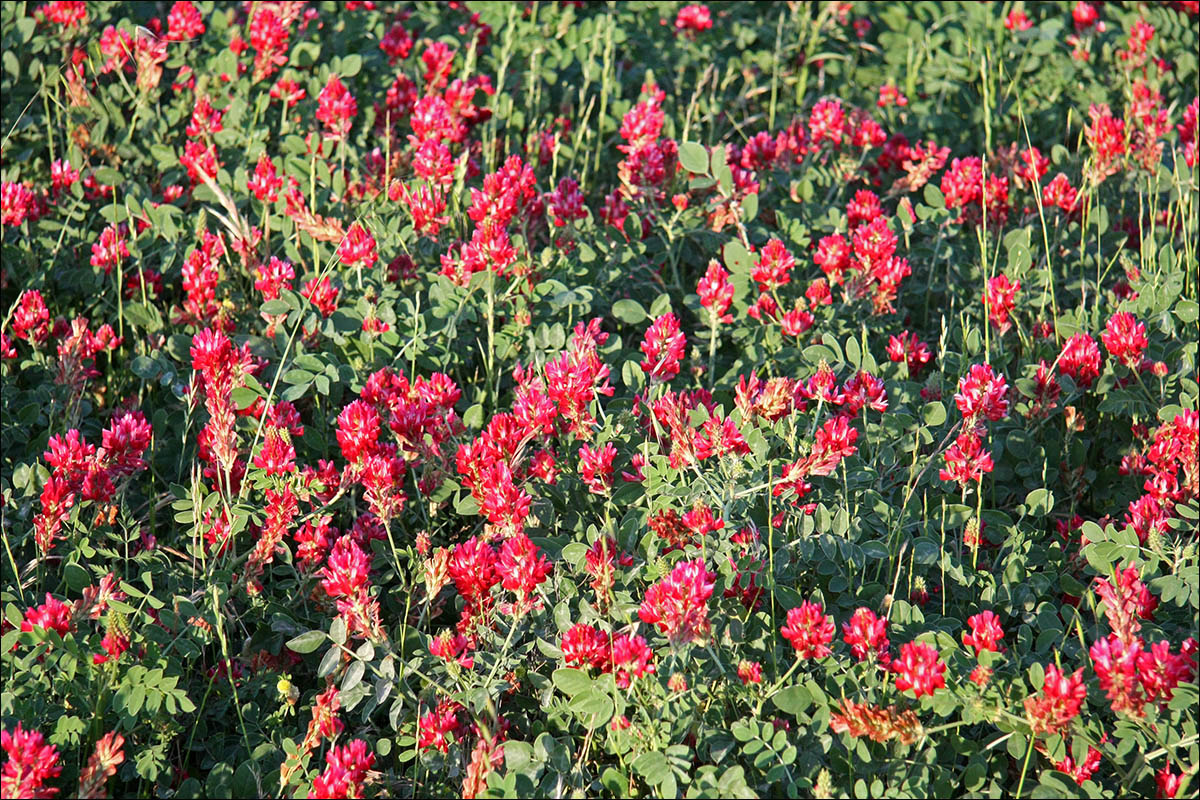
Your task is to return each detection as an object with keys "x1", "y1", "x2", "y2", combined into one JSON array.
[{"x1": 2, "y1": 1, "x2": 1198, "y2": 798}]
